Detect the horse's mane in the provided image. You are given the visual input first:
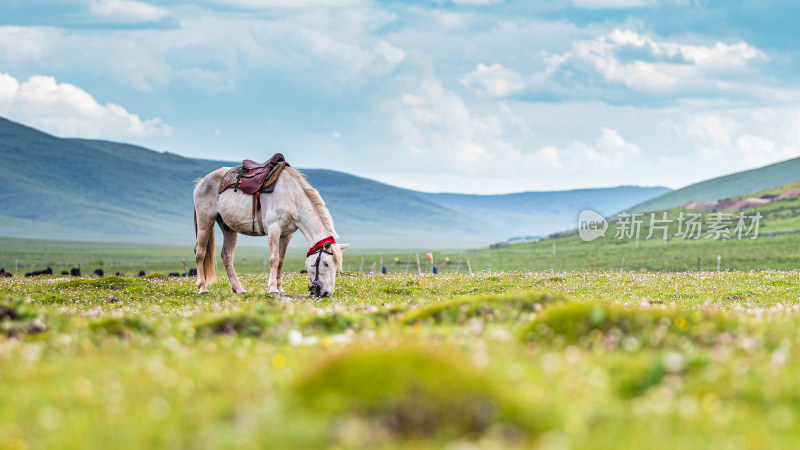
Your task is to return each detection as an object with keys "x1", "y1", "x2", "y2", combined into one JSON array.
[{"x1": 285, "y1": 167, "x2": 343, "y2": 268}]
